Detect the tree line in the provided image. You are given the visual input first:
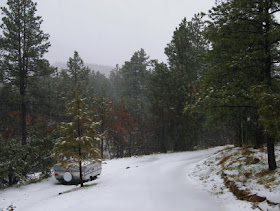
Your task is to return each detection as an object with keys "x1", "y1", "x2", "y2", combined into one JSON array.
[{"x1": 0, "y1": 0, "x2": 279, "y2": 188}]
